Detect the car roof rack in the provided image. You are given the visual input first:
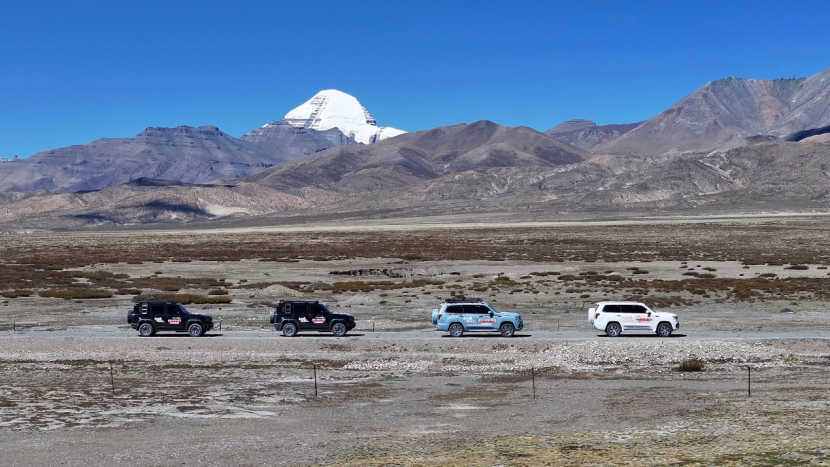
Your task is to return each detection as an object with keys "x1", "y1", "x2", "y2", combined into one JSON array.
[{"x1": 443, "y1": 297, "x2": 484, "y2": 303}]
